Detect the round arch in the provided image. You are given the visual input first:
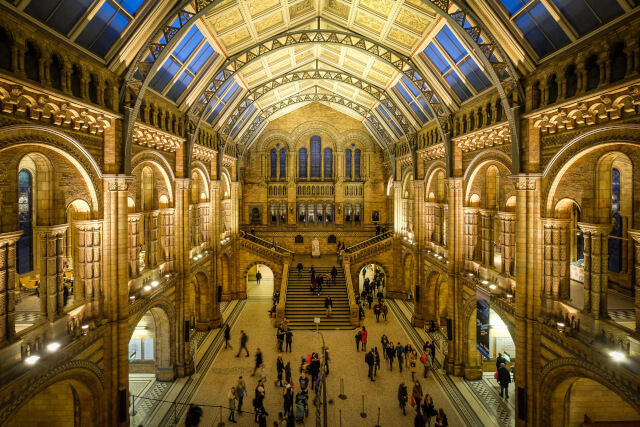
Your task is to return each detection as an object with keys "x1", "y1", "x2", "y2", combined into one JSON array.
[
  {"x1": 289, "y1": 121, "x2": 343, "y2": 151},
  {"x1": 245, "y1": 262, "x2": 276, "y2": 297},
  {"x1": 129, "y1": 299, "x2": 175, "y2": 381},
  {"x1": 131, "y1": 151, "x2": 176, "y2": 204},
  {"x1": 462, "y1": 150, "x2": 513, "y2": 205},
  {"x1": 355, "y1": 261, "x2": 389, "y2": 295}
]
